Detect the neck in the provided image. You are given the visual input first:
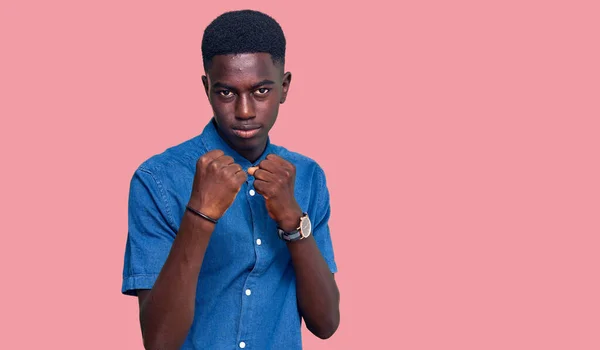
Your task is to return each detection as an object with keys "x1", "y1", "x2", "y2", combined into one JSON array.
[{"x1": 238, "y1": 144, "x2": 266, "y2": 164}]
